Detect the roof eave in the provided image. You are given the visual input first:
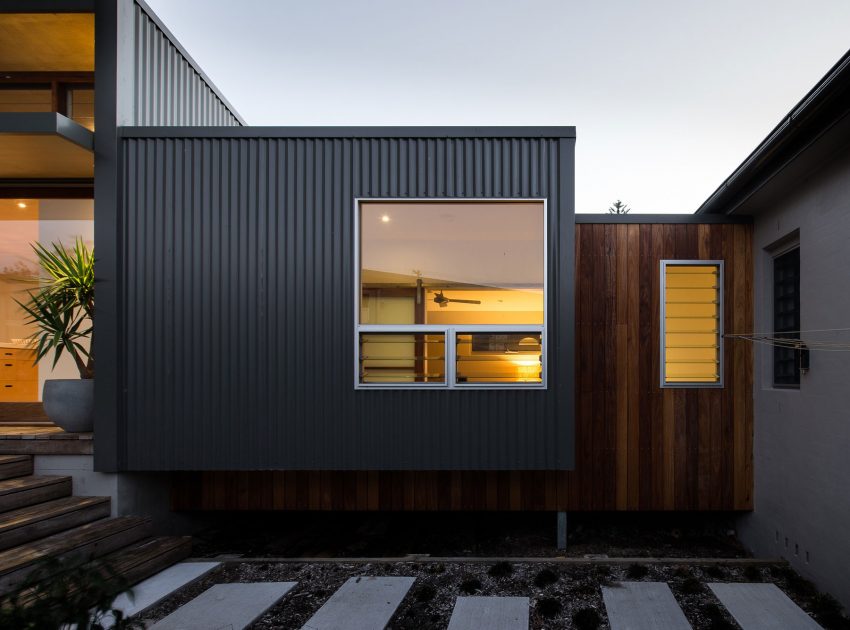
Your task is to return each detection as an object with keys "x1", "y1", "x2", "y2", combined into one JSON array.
[{"x1": 696, "y1": 48, "x2": 850, "y2": 215}]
